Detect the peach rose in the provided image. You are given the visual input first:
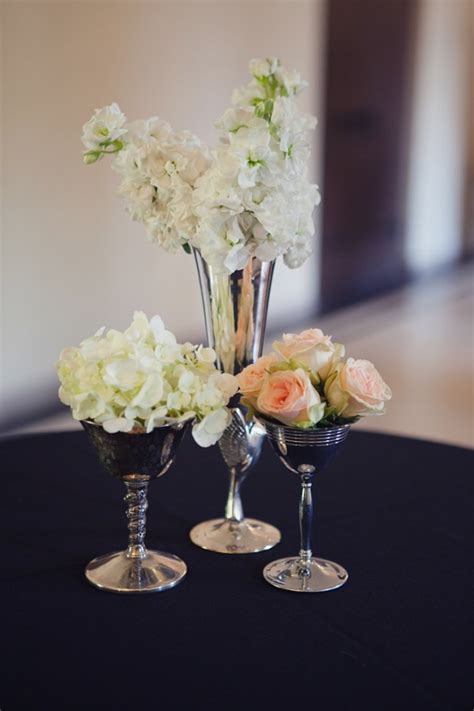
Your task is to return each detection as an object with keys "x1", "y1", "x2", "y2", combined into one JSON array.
[
  {"x1": 236, "y1": 354, "x2": 277, "y2": 406},
  {"x1": 256, "y1": 368, "x2": 324, "y2": 427},
  {"x1": 273, "y1": 328, "x2": 344, "y2": 380},
  {"x1": 325, "y1": 358, "x2": 392, "y2": 417}
]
